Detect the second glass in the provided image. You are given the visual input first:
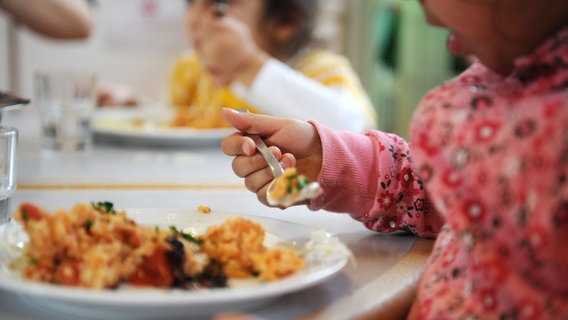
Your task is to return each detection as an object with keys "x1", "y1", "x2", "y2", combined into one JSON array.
[{"x1": 34, "y1": 71, "x2": 97, "y2": 151}]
